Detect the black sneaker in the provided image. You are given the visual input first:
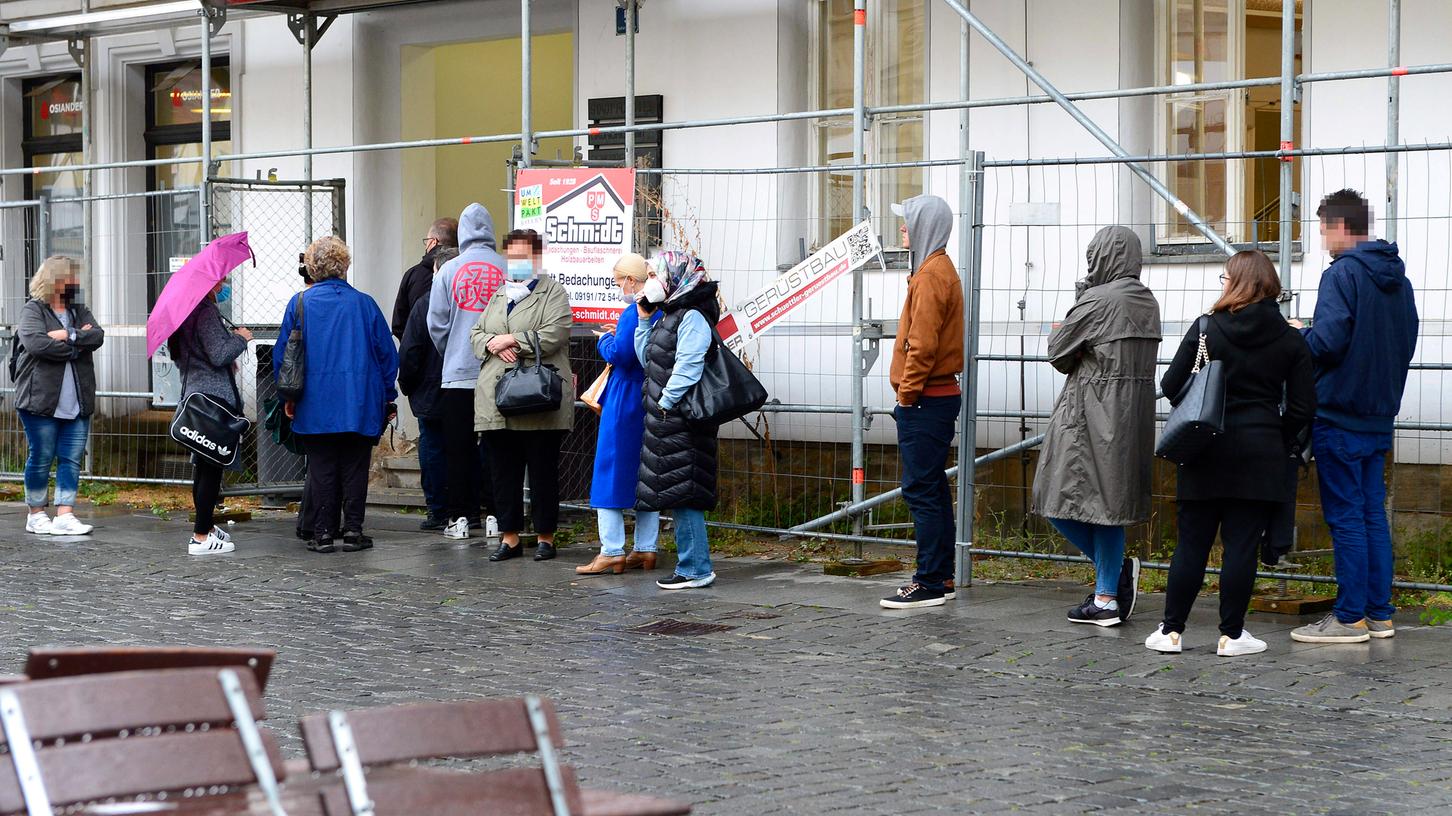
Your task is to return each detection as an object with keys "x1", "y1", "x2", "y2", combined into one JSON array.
[
  {"x1": 1067, "y1": 594, "x2": 1122, "y2": 627},
  {"x1": 880, "y1": 582, "x2": 947, "y2": 610},
  {"x1": 340, "y1": 532, "x2": 374, "y2": 552},
  {"x1": 306, "y1": 536, "x2": 337, "y2": 554},
  {"x1": 656, "y1": 572, "x2": 717, "y2": 590},
  {"x1": 419, "y1": 514, "x2": 446, "y2": 531},
  {"x1": 1117, "y1": 557, "x2": 1141, "y2": 622}
]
